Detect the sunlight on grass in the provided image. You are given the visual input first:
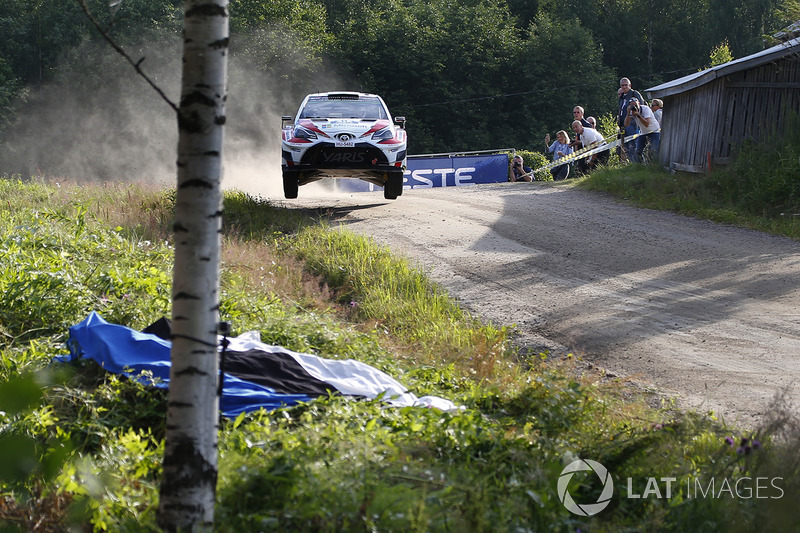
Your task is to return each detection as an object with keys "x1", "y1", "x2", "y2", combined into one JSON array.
[
  {"x1": 286, "y1": 226, "x2": 509, "y2": 378},
  {"x1": 577, "y1": 120, "x2": 800, "y2": 241},
  {"x1": 1, "y1": 178, "x2": 799, "y2": 531}
]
